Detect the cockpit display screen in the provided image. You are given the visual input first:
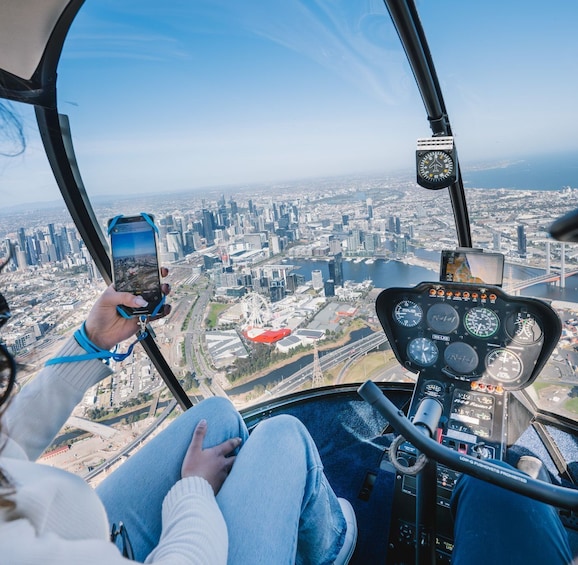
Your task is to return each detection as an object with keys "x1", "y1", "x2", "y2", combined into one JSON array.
[{"x1": 440, "y1": 249, "x2": 504, "y2": 286}]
